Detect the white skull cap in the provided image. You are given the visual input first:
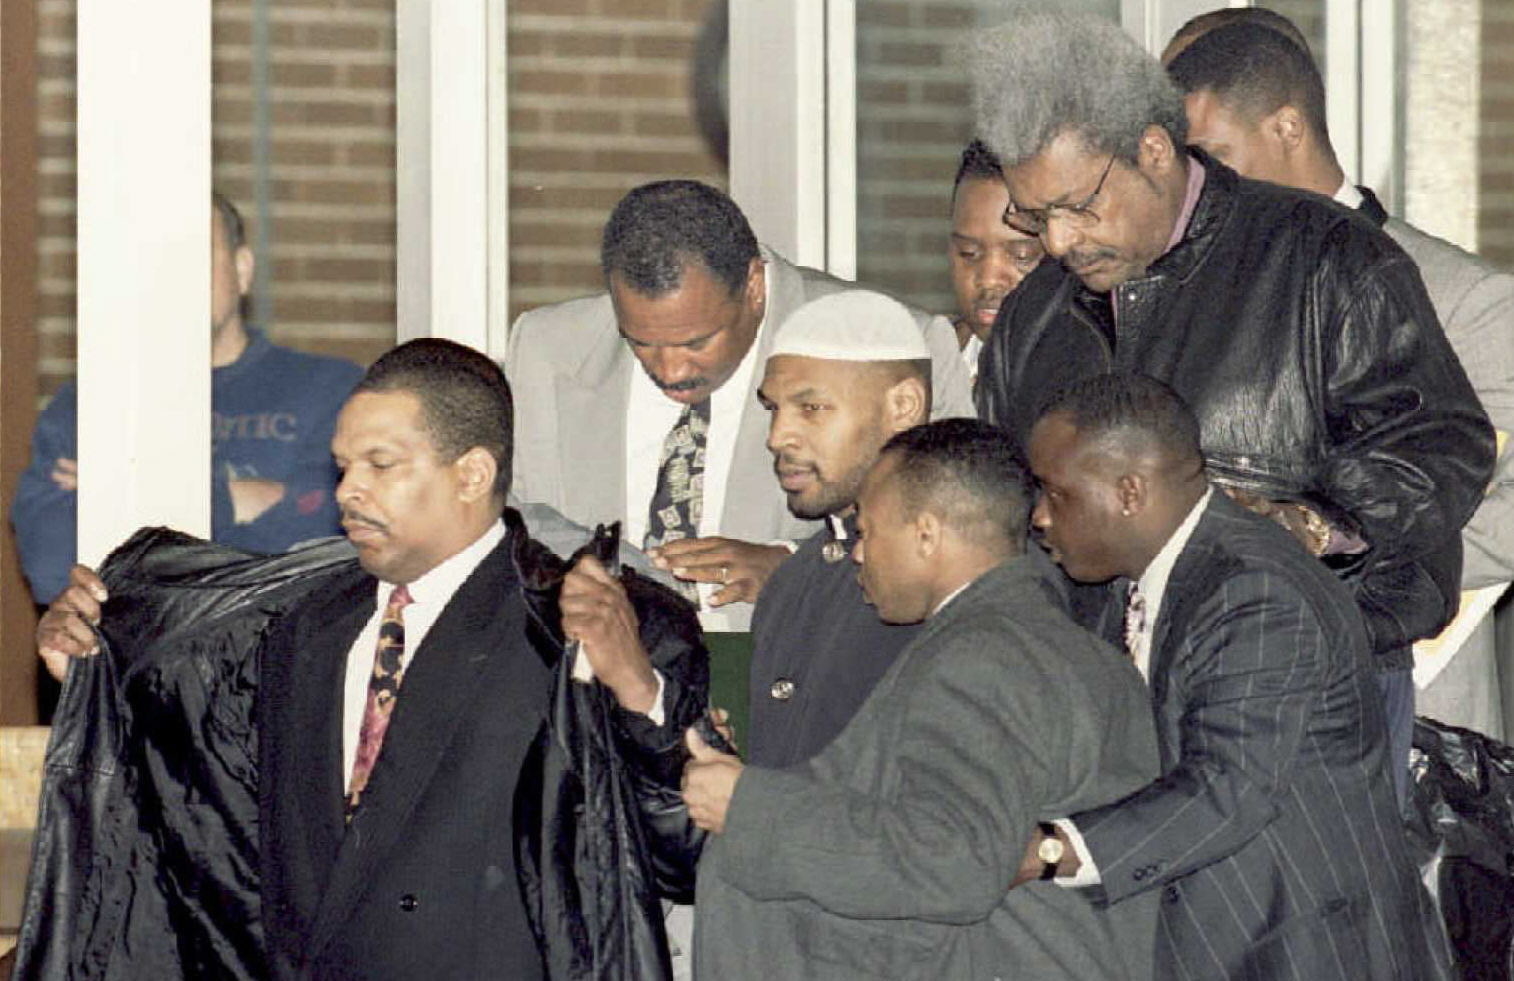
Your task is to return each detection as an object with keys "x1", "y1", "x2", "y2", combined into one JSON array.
[{"x1": 768, "y1": 290, "x2": 929, "y2": 363}]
